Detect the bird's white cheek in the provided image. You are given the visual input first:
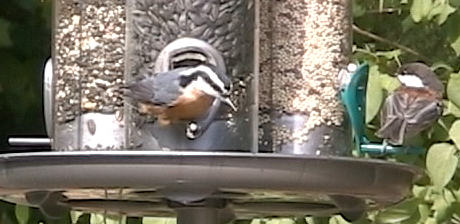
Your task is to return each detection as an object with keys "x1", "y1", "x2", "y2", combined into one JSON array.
[{"x1": 398, "y1": 75, "x2": 424, "y2": 88}]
